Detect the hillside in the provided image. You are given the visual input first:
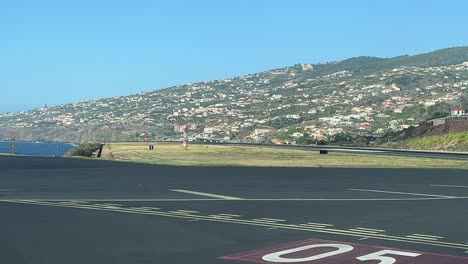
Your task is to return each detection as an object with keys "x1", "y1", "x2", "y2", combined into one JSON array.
[
  {"x1": 382, "y1": 131, "x2": 468, "y2": 152},
  {"x1": 1, "y1": 46, "x2": 468, "y2": 143},
  {"x1": 386, "y1": 116, "x2": 468, "y2": 140},
  {"x1": 299, "y1": 46, "x2": 468, "y2": 77}
]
